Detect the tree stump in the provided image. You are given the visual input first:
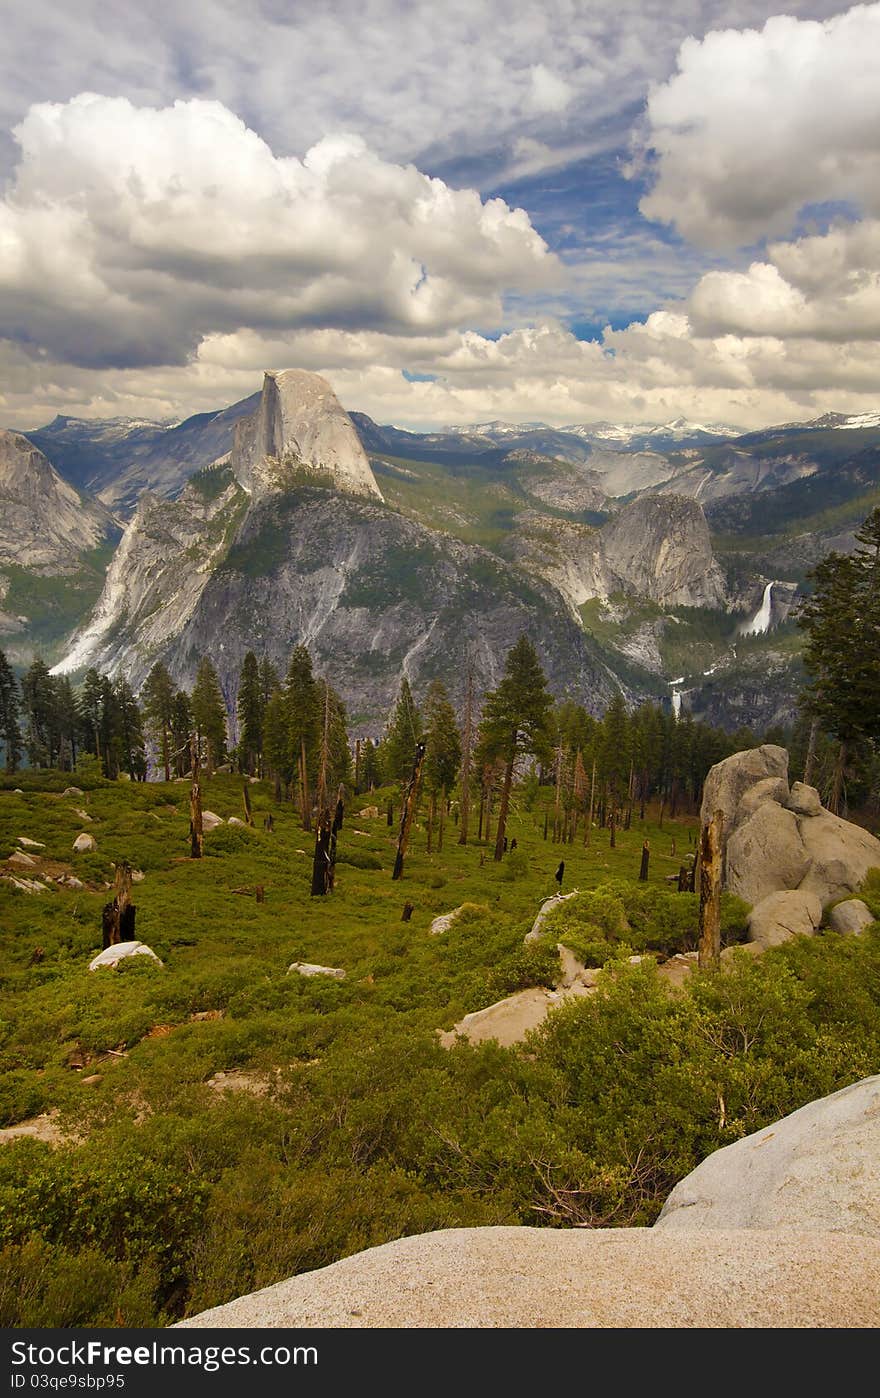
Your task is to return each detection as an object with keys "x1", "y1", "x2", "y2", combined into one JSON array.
[
  {"x1": 639, "y1": 840, "x2": 650, "y2": 882},
  {"x1": 102, "y1": 862, "x2": 136, "y2": 948},
  {"x1": 401, "y1": 901, "x2": 414, "y2": 922}
]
